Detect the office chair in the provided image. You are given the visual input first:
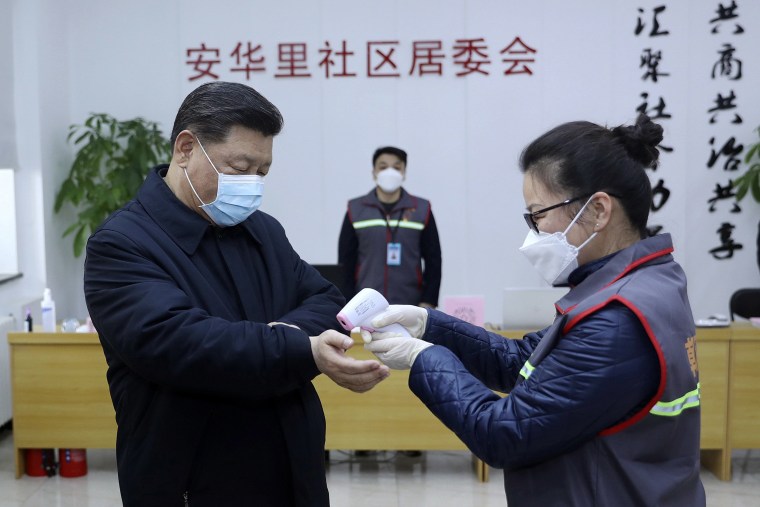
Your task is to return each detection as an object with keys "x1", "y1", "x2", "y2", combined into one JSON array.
[
  {"x1": 310, "y1": 264, "x2": 350, "y2": 299},
  {"x1": 729, "y1": 288, "x2": 760, "y2": 321}
]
